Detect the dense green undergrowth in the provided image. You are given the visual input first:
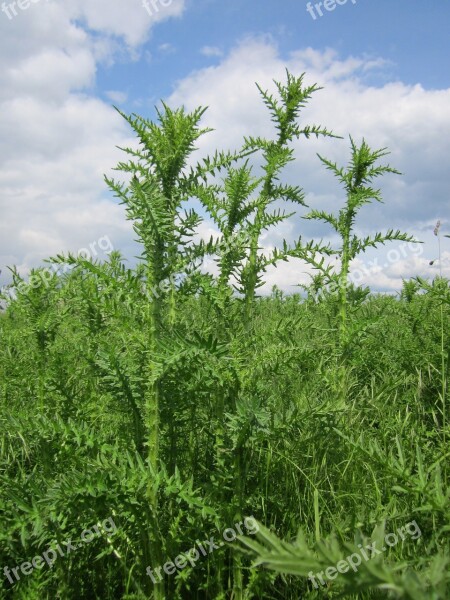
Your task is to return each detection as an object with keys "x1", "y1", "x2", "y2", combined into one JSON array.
[{"x1": 0, "y1": 71, "x2": 448, "y2": 599}]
